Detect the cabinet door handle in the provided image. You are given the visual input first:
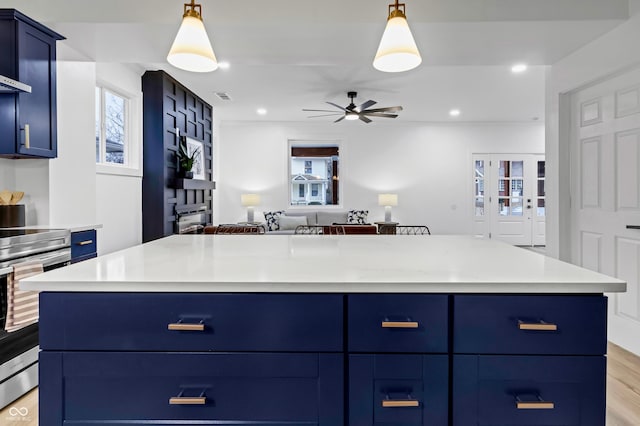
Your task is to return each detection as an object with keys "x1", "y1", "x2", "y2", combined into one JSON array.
[
  {"x1": 21, "y1": 124, "x2": 30, "y2": 149},
  {"x1": 77, "y1": 240, "x2": 93, "y2": 246},
  {"x1": 518, "y1": 319, "x2": 557, "y2": 331},
  {"x1": 169, "y1": 396, "x2": 207, "y2": 405},
  {"x1": 167, "y1": 320, "x2": 205, "y2": 331},
  {"x1": 627, "y1": 225, "x2": 640, "y2": 230},
  {"x1": 382, "y1": 399, "x2": 420, "y2": 408},
  {"x1": 515, "y1": 395, "x2": 554, "y2": 410},
  {"x1": 382, "y1": 321, "x2": 419, "y2": 328}
]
